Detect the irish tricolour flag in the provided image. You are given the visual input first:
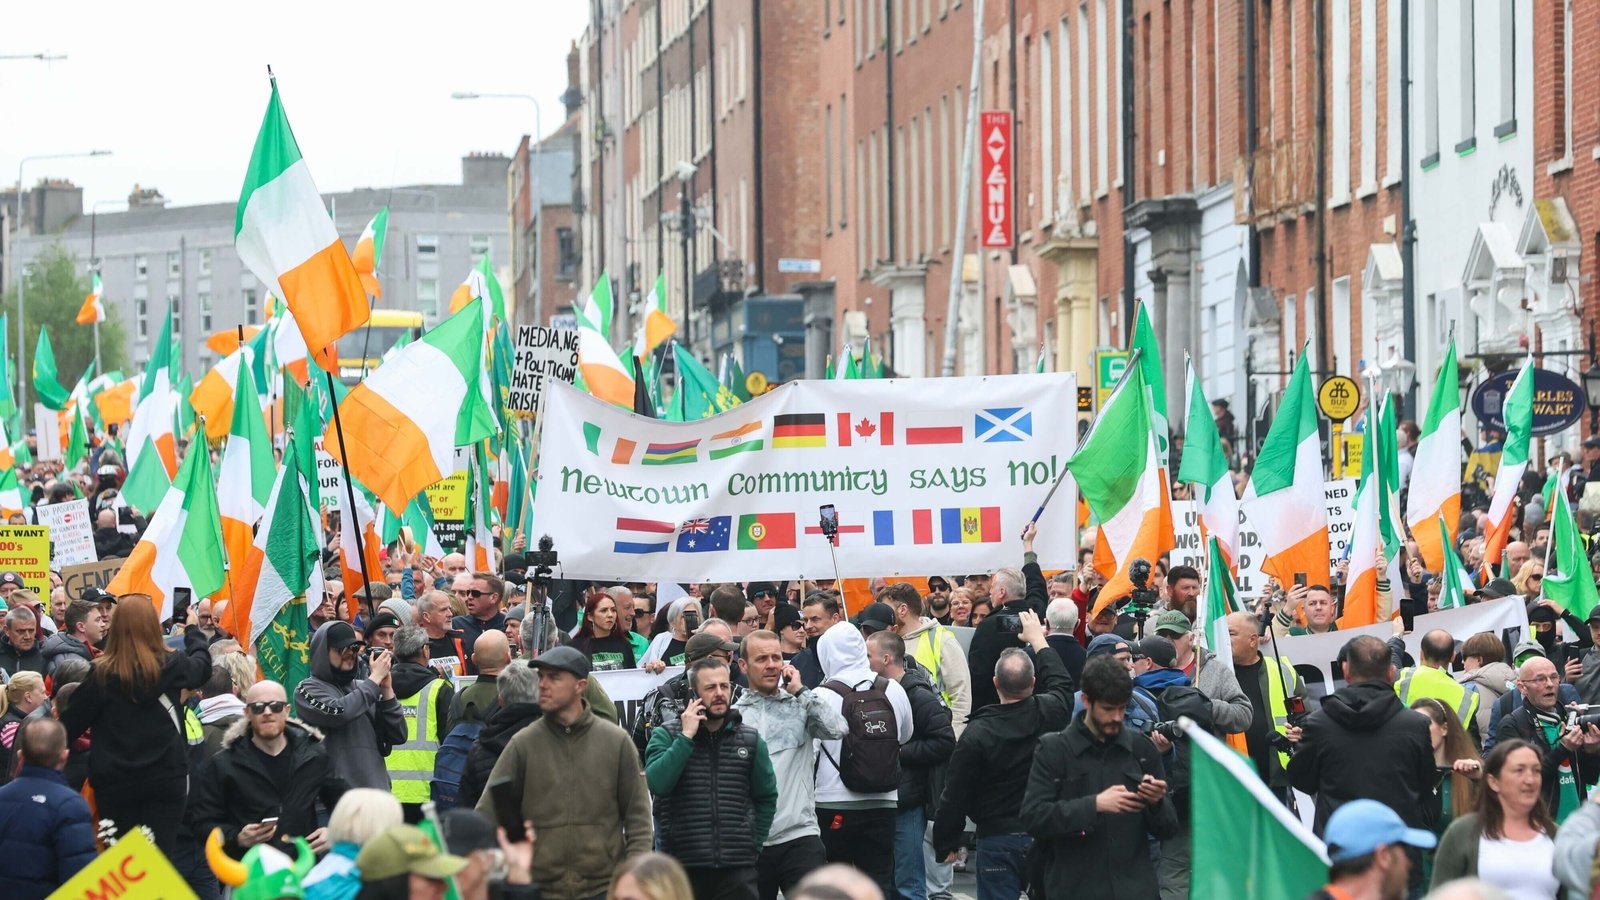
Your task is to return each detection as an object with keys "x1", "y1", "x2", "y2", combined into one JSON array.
[
  {"x1": 1406, "y1": 336, "x2": 1462, "y2": 571},
  {"x1": 1341, "y1": 393, "x2": 1401, "y2": 628},
  {"x1": 575, "y1": 271, "x2": 634, "y2": 408},
  {"x1": 1177, "y1": 357, "x2": 1238, "y2": 568},
  {"x1": 1484, "y1": 356, "x2": 1533, "y2": 571},
  {"x1": 217, "y1": 359, "x2": 274, "y2": 604},
  {"x1": 1242, "y1": 347, "x2": 1328, "y2": 589},
  {"x1": 1067, "y1": 353, "x2": 1165, "y2": 613},
  {"x1": 108, "y1": 443, "x2": 227, "y2": 622},
  {"x1": 352, "y1": 206, "x2": 388, "y2": 298},
  {"x1": 77, "y1": 272, "x2": 105, "y2": 325},
  {"x1": 233, "y1": 433, "x2": 324, "y2": 649},
  {"x1": 235, "y1": 78, "x2": 369, "y2": 374}
]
